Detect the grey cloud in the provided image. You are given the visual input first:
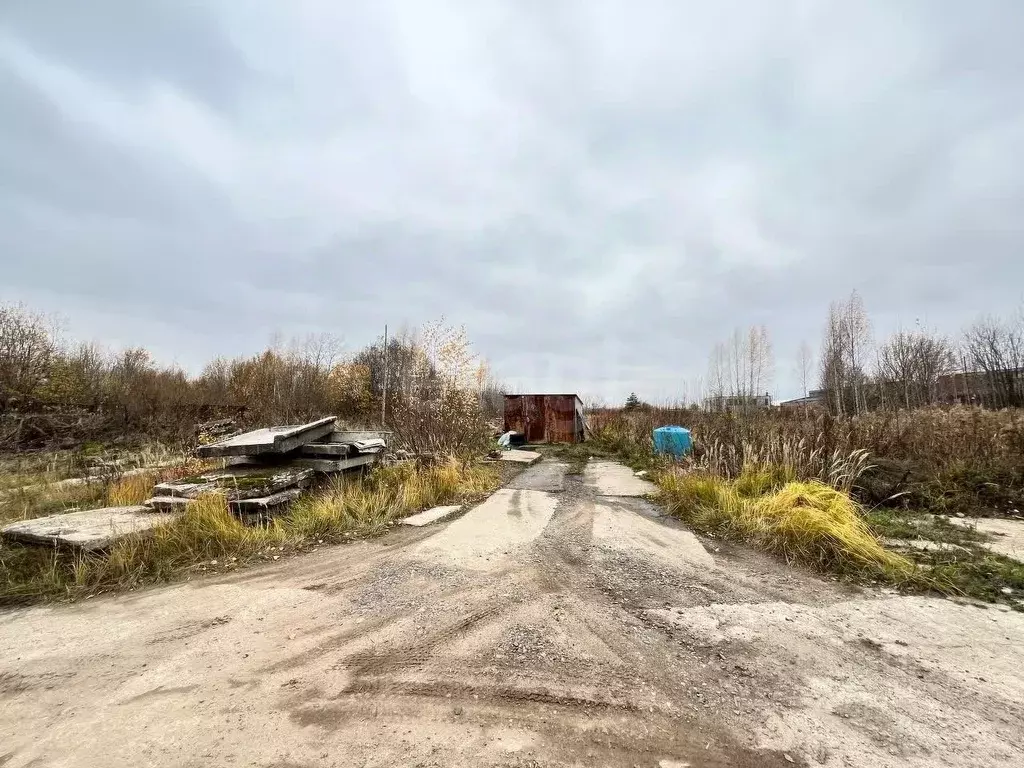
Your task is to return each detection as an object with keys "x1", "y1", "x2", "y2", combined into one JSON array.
[
  {"x1": 0, "y1": 0, "x2": 249, "y2": 107},
  {"x1": 2, "y1": 1, "x2": 1024, "y2": 403}
]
